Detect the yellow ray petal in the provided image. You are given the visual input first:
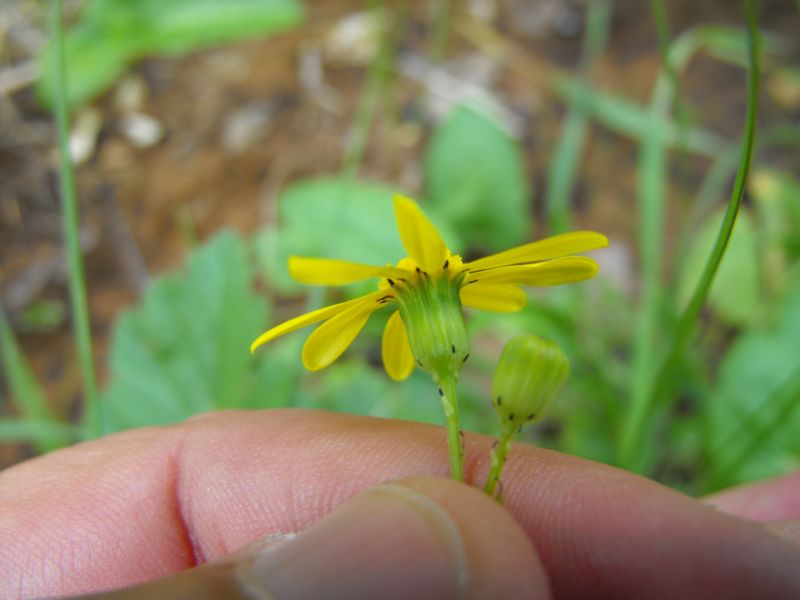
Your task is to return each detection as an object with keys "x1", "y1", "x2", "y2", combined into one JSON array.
[
  {"x1": 289, "y1": 256, "x2": 408, "y2": 286},
  {"x1": 469, "y1": 256, "x2": 599, "y2": 286},
  {"x1": 302, "y1": 294, "x2": 385, "y2": 371},
  {"x1": 250, "y1": 291, "x2": 381, "y2": 353},
  {"x1": 393, "y1": 194, "x2": 448, "y2": 273},
  {"x1": 381, "y1": 311, "x2": 415, "y2": 381},
  {"x1": 466, "y1": 231, "x2": 608, "y2": 272},
  {"x1": 461, "y1": 284, "x2": 527, "y2": 313}
]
